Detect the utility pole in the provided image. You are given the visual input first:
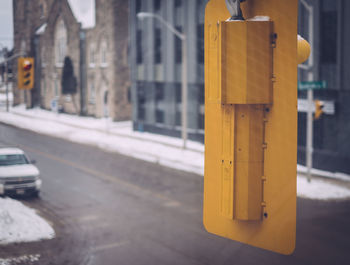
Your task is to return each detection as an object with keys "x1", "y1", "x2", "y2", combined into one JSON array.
[{"x1": 1, "y1": 52, "x2": 26, "y2": 112}]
